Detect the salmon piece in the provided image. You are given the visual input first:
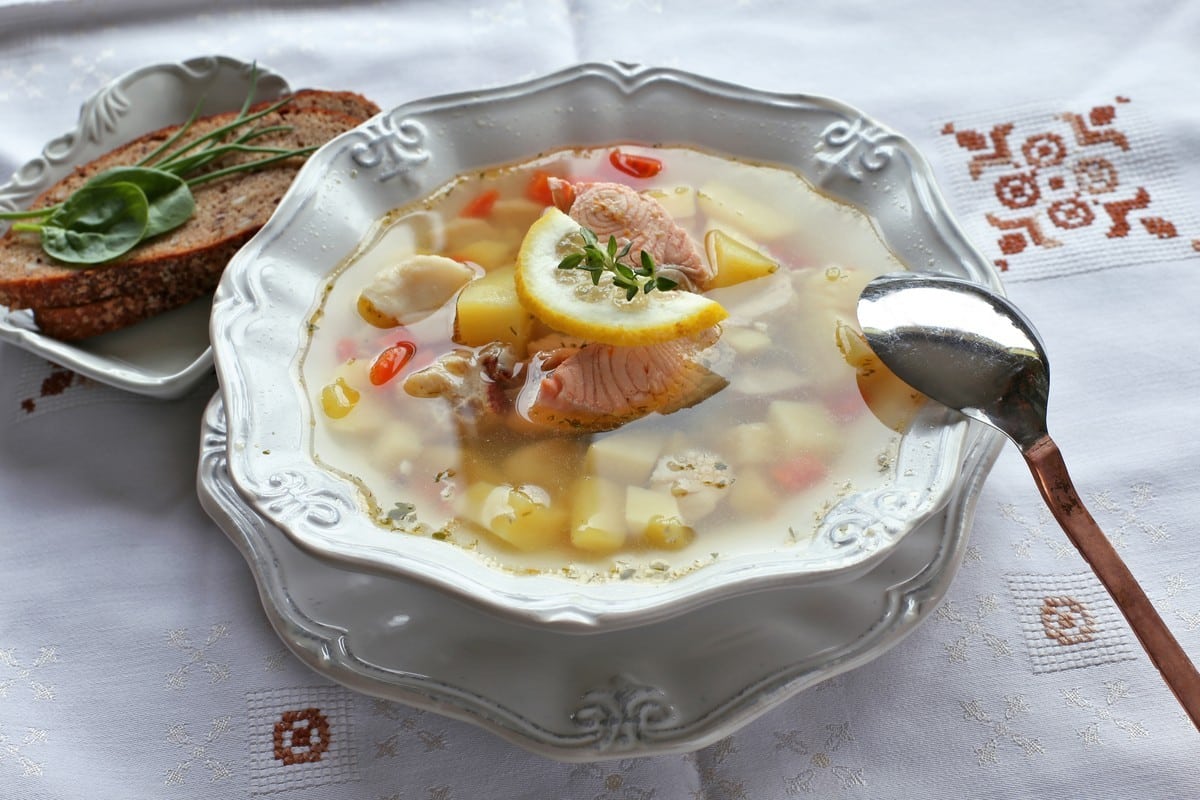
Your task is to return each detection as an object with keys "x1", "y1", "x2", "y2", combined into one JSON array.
[
  {"x1": 548, "y1": 178, "x2": 714, "y2": 290},
  {"x1": 402, "y1": 333, "x2": 729, "y2": 436},
  {"x1": 516, "y1": 327, "x2": 728, "y2": 432}
]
